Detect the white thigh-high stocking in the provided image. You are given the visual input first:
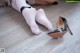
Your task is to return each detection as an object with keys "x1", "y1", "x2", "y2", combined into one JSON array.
[
  {"x1": 36, "y1": 9, "x2": 54, "y2": 31},
  {"x1": 22, "y1": 8, "x2": 41, "y2": 34},
  {"x1": 11, "y1": 0, "x2": 19, "y2": 11},
  {"x1": 11, "y1": 0, "x2": 41, "y2": 34}
]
